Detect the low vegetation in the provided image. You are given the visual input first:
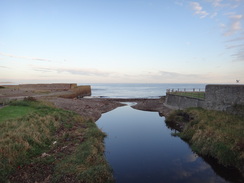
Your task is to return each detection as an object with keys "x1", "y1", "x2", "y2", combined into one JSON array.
[
  {"x1": 170, "y1": 91, "x2": 205, "y2": 99},
  {"x1": 0, "y1": 99, "x2": 113, "y2": 182},
  {"x1": 166, "y1": 108, "x2": 244, "y2": 173},
  {"x1": 61, "y1": 85, "x2": 91, "y2": 98}
]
